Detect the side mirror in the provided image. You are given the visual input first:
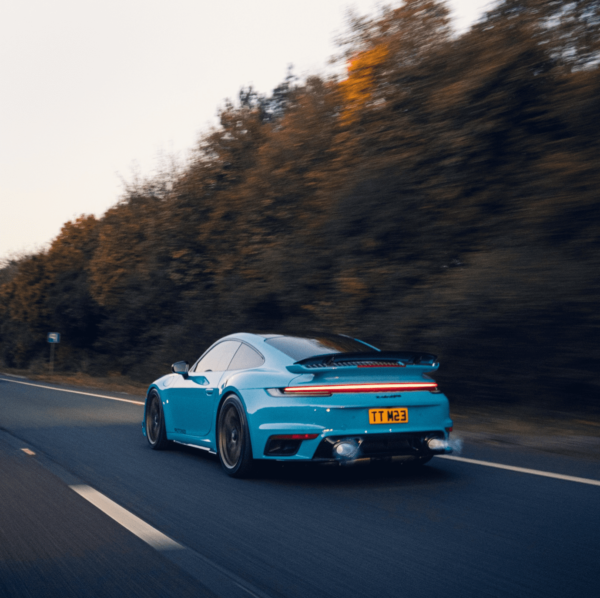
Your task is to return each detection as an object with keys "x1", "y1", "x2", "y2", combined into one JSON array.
[{"x1": 171, "y1": 361, "x2": 189, "y2": 377}]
